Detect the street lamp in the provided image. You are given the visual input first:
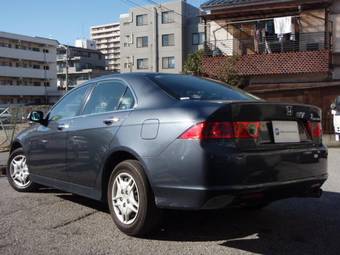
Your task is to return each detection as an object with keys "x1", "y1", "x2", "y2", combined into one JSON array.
[{"x1": 58, "y1": 44, "x2": 69, "y2": 92}]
